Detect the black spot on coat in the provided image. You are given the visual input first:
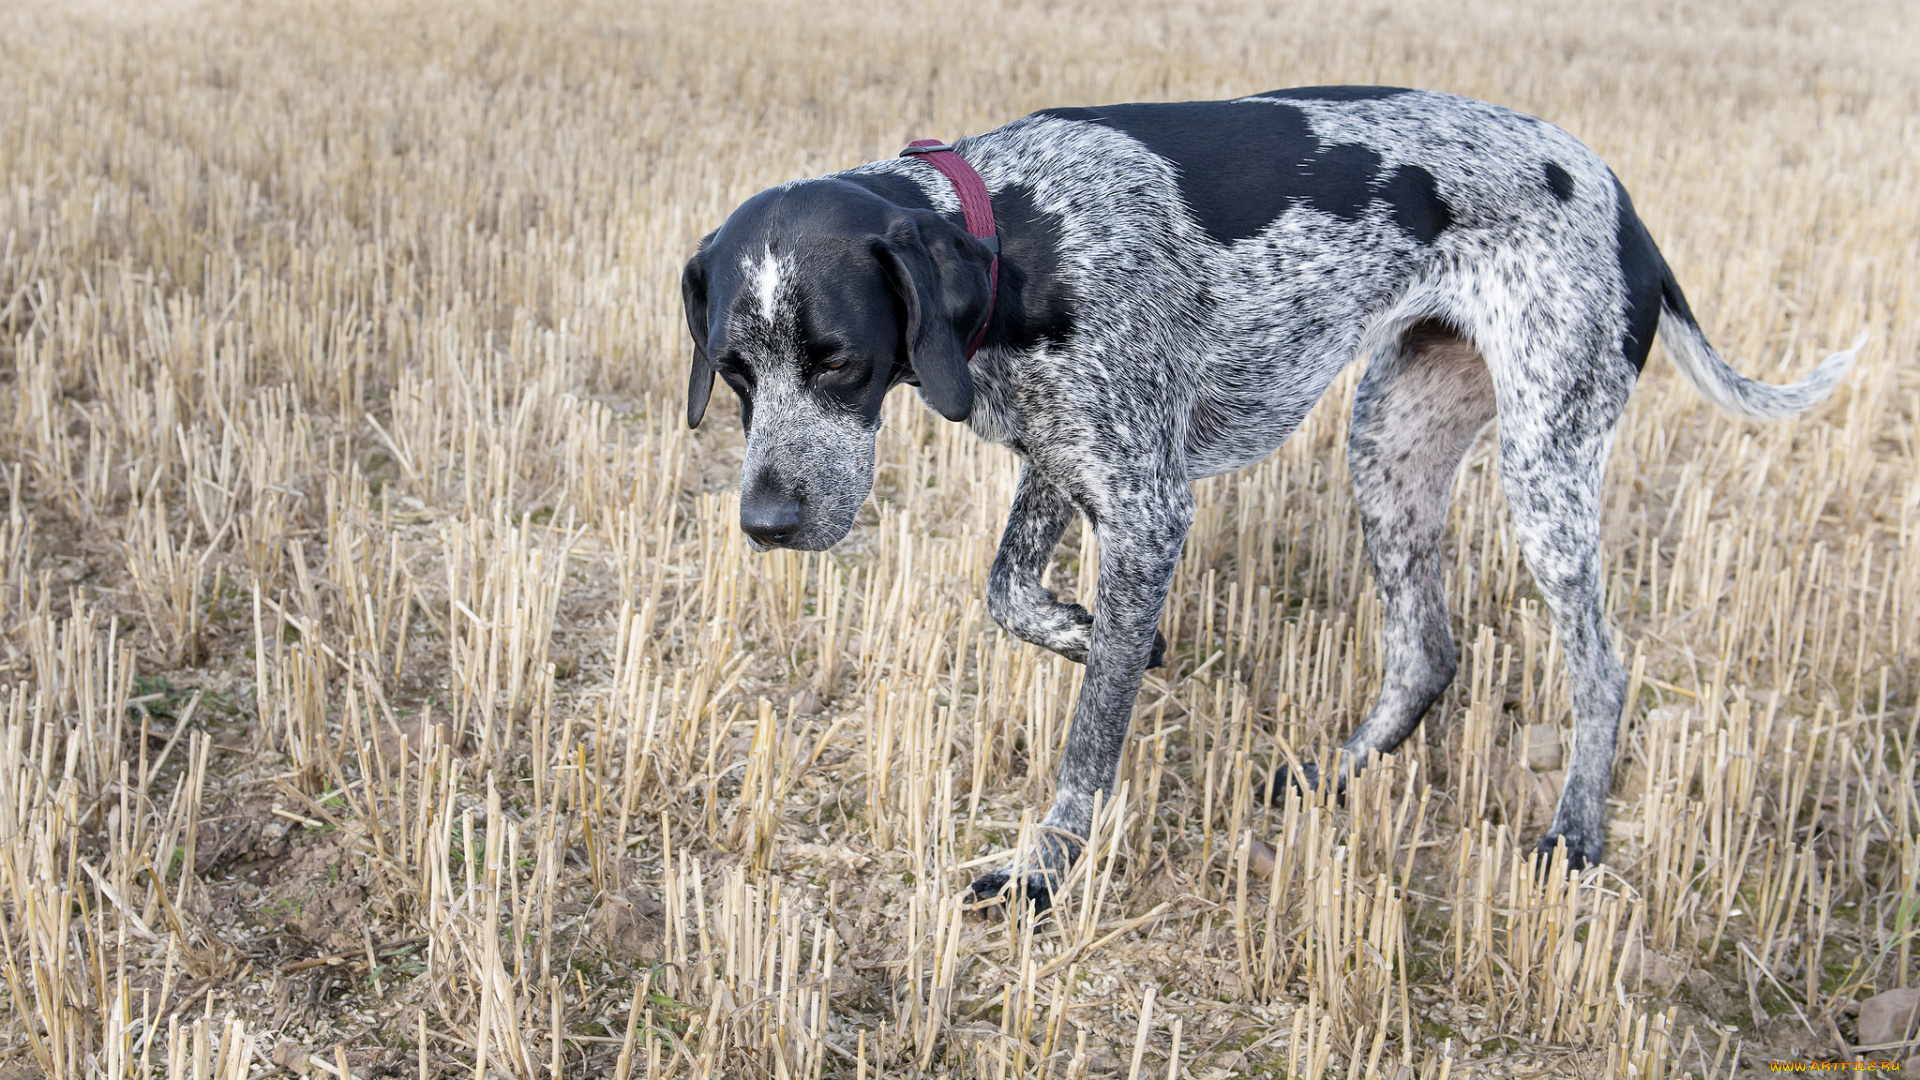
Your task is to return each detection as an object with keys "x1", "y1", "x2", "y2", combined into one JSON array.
[
  {"x1": 986, "y1": 184, "x2": 1078, "y2": 350},
  {"x1": 1378, "y1": 165, "x2": 1454, "y2": 245},
  {"x1": 1543, "y1": 162, "x2": 1575, "y2": 203},
  {"x1": 1036, "y1": 98, "x2": 1444, "y2": 245},
  {"x1": 1301, "y1": 143, "x2": 1385, "y2": 221},
  {"x1": 1610, "y1": 174, "x2": 1666, "y2": 372}
]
